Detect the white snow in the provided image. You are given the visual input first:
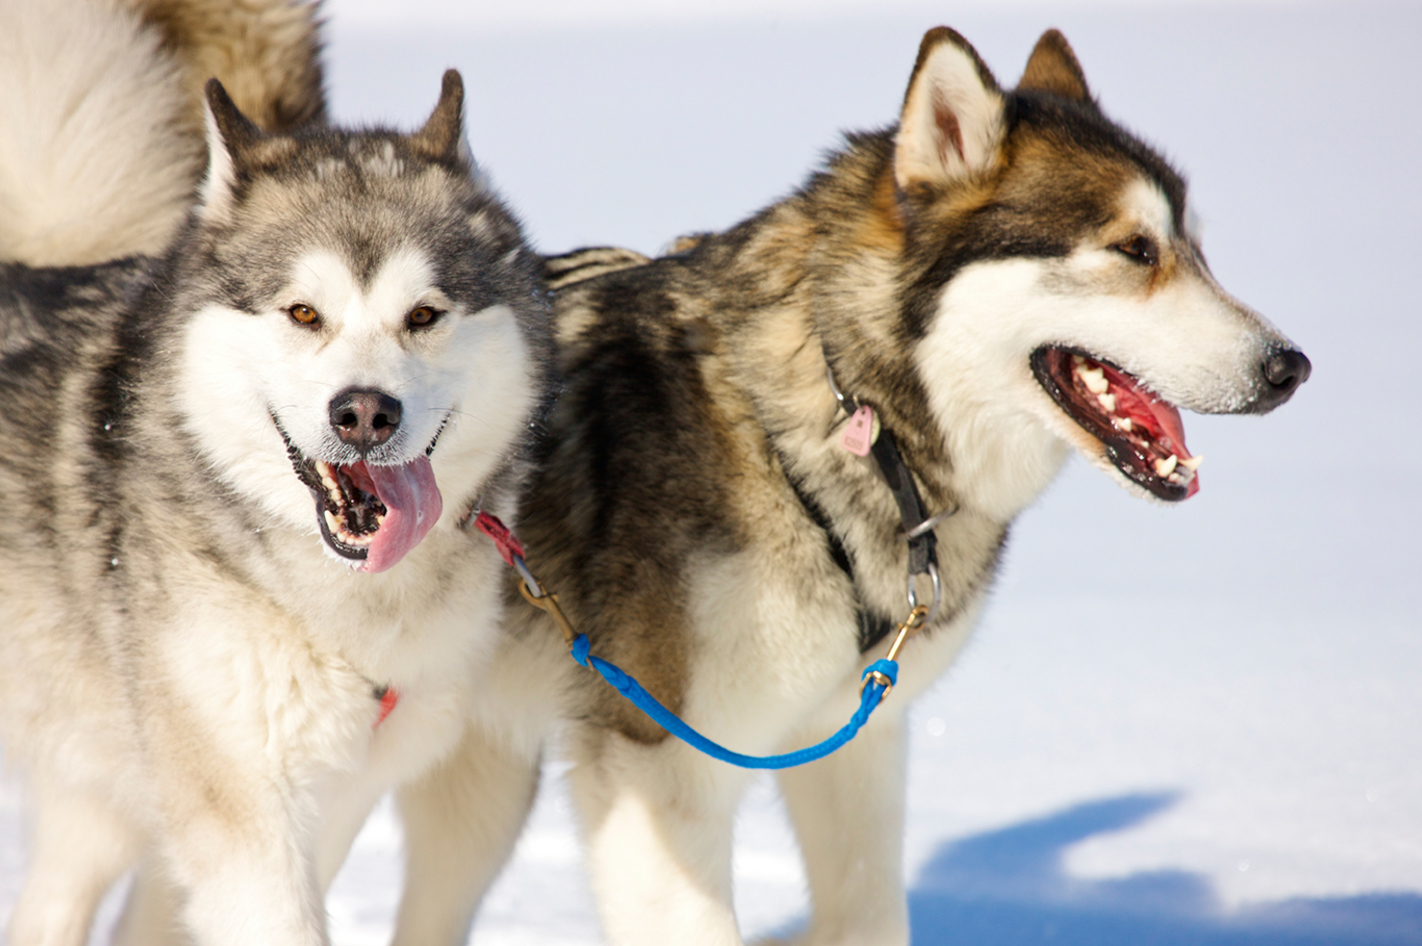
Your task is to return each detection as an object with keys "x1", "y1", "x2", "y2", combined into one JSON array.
[{"x1": 3, "y1": 1, "x2": 1418, "y2": 943}]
